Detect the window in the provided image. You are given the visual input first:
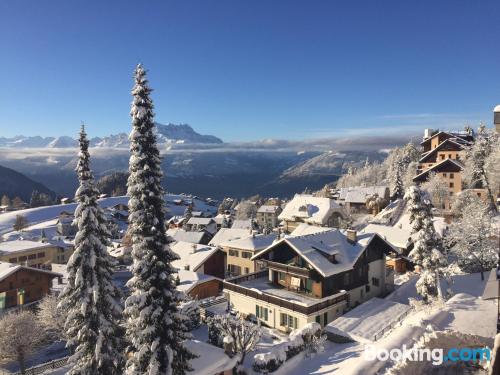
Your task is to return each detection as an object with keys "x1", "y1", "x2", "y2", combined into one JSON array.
[
  {"x1": 19, "y1": 256, "x2": 27, "y2": 262},
  {"x1": 443, "y1": 173, "x2": 447, "y2": 177},
  {"x1": 366, "y1": 285, "x2": 371, "y2": 293},
  {"x1": 256, "y1": 305, "x2": 268, "y2": 321},
  {"x1": 477, "y1": 193, "x2": 482, "y2": 197},
  {"x1": 450, "y1": 173, "x2": 454, "y2": 178},
  {"x1": 28, "y1": 254, "x2": 36, "y2": 260},
  {"x1": 244, "y1": 267, "x2": 250, "y2": 274},
  {"x1": 448, "y1": 154, "x2": 452, "y2": 159},
  {"x1": 372, "y1": 277, "x2": 380, "y2": 287},
  {"x1": 278, "y1": 272, "x2": 286, "y2": 281},
  {"x1": 184, "y1": 265, "x2": 190, "y2": 271},
  {"x1": 324, "y1": 312, "x2": 328, "y2": 325},
  {"x1": 8, "y1": 258, "x2": 17, "y2": 263},
  {"x1": 241, "y1": 251, "x2": 252, "y2": 259},
  {"x1": 440, "y1": 155, "x2": 445, "y2": 160},
  {"x1": 315, "y1": 315, "x2": 321, "y2": 324},
  {"x1": 449, "y1": 182, "x2": 454, "y2": 188},
  {"x1": 343, "y1": 273, "x2": 351, "y2": 286},
  {"x1": 228, "y1": 250, "x2": 239, "y2": 257},
  {"x1": 280, "y1": 313, "x2": 297, "y2": 328},
  {"x1": 304, "y1": 279, "x2": 313, "y2": 294}
]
